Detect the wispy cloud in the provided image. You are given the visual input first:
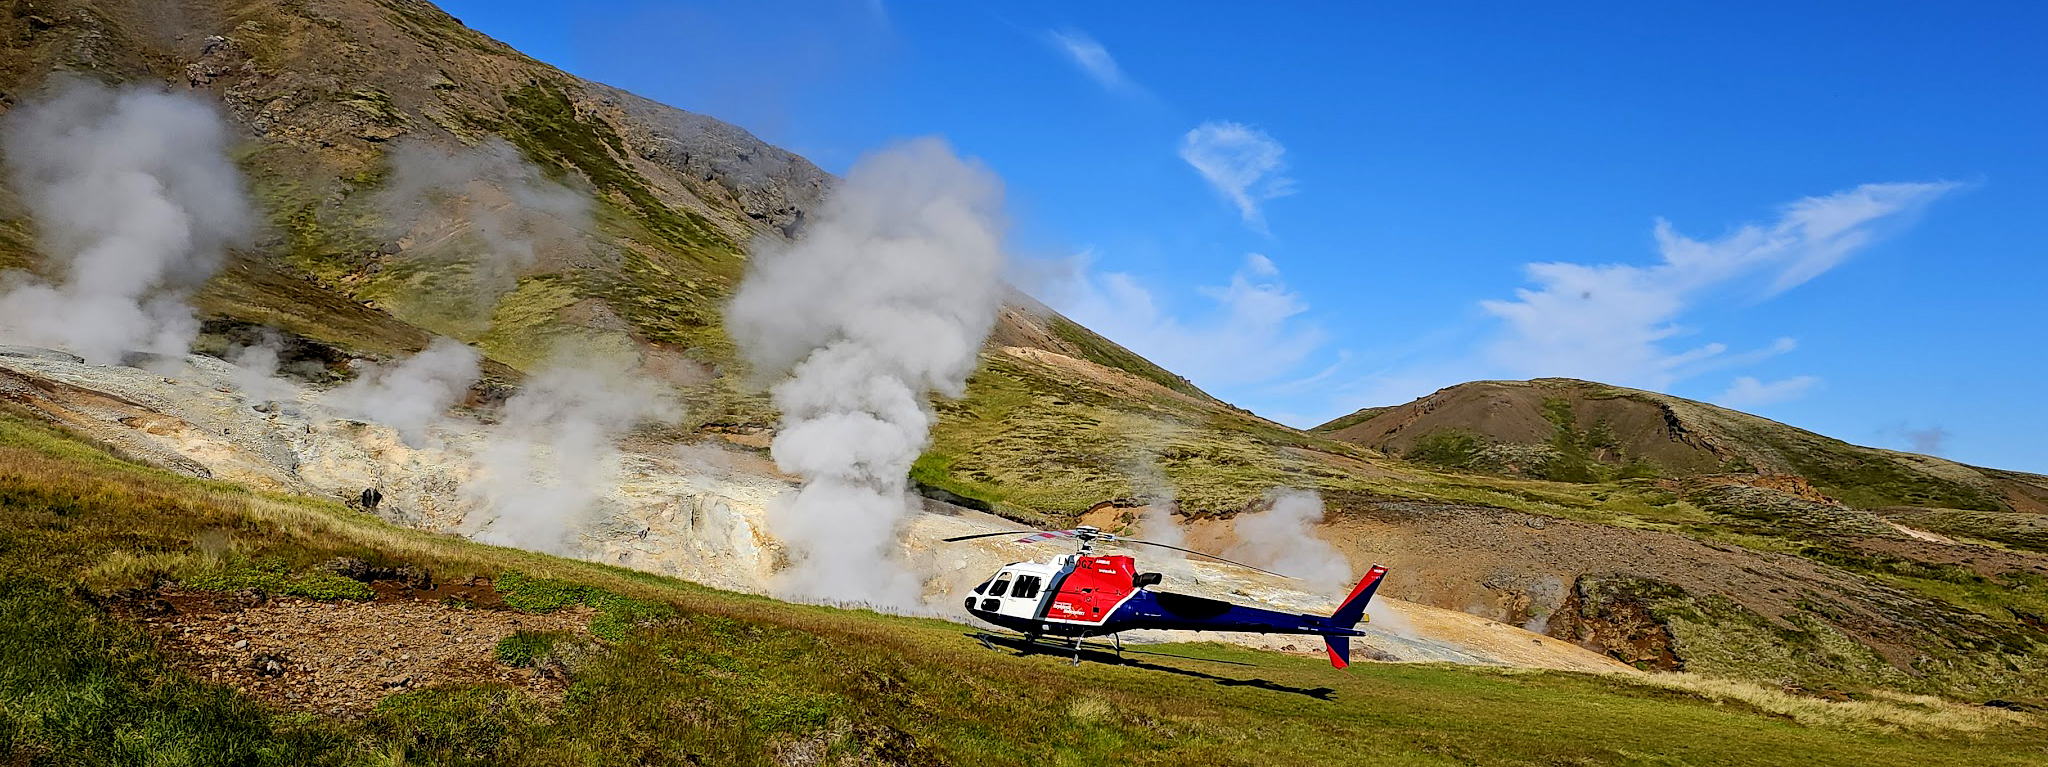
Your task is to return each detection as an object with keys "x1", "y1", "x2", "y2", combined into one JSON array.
[
  {"x1": 1180, "y1": 121, "x2": 1296, "y2": 229},
  {"x1": 1278, "y1": 181, "x2": 1954, "y2": 427},
  {"x1": 1880, "y1": 422, "x2": 1953, "y2": 455},
  {"x1": 1715, "y1": 375, "x2": 1820, "y2": 409},
  {"x1": 1045, "y1": 252, "x2": 1325, "y2": 388},
  {"x1": 1479, "y1": 182, "x2": 1955, "y2": 390},
  {"x1": 1045, "y1": 28, "x2": 1129, "y2": 92},
  {"x1": 1904, "y1": 425, "x2": 1951, "y2": 455}
]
